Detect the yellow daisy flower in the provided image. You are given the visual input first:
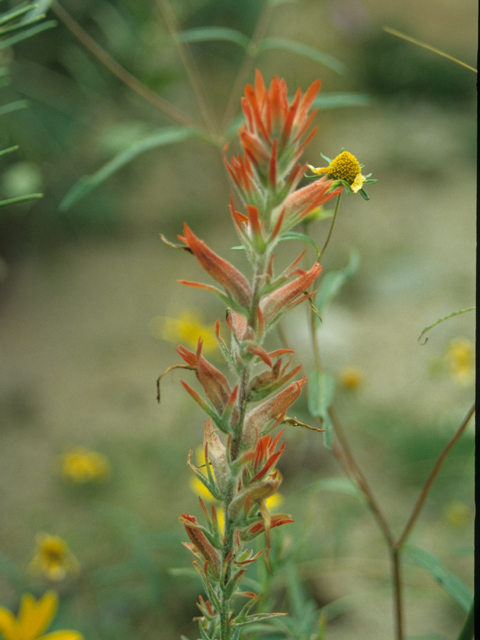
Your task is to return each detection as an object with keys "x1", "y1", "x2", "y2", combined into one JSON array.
[
  {"x1": 308, "y1": 151, "x2": 366, "y2": 193},
  {"x1": 0, "y1": 591, "x2": 83, "y2": 640},
  {"x1": 61, "y1": 447, "x2": 110, "y2": 484},
  {"x1": 338, "y1": 366, "x2": 365, "y2": 390},
  {"x1": 29, "y1": 534, "x2": 79, "y2": 582},
  {"x1": 446, "y1": 338, "x2": 475, "y2": 385},
  {"x1": 149, "y1": 309, "x2": 217, "y2": 352}
]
